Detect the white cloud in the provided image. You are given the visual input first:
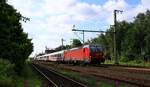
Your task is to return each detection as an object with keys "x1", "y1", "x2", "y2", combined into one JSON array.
[
  {"x1": 102, "y1": 0, "x2": 131, "y2": 24},
  {"x1": 7, "y1": 0, "x2": 150, "y2": 56},
  {"x1": 103, "y1": 0, "x2": 129, "y2": 11},
  {"x1": 141, "y1": 0, "x2": 150, "y2": 9}
]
